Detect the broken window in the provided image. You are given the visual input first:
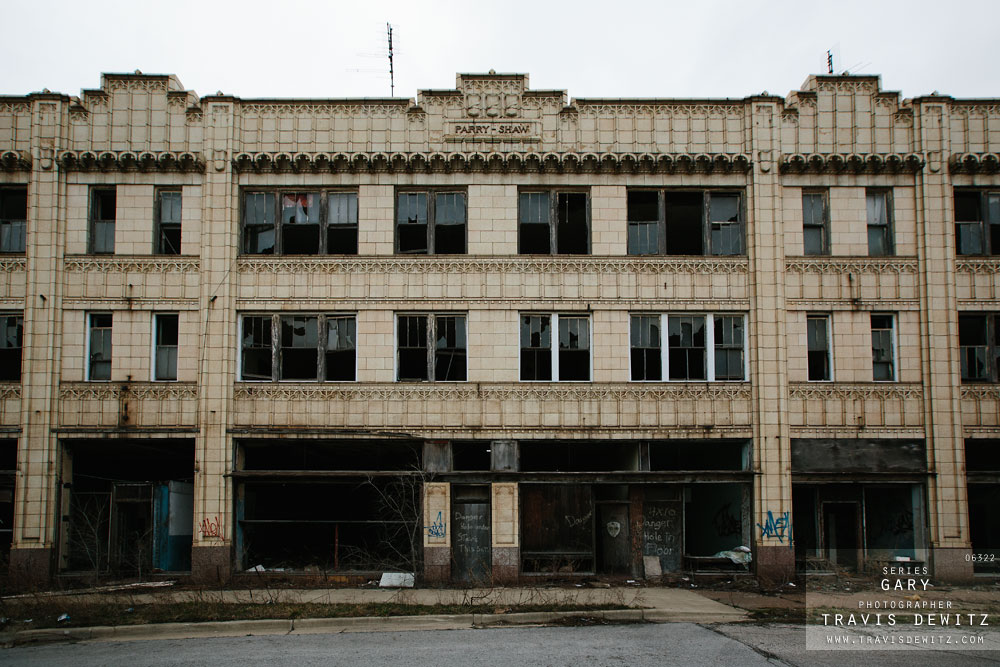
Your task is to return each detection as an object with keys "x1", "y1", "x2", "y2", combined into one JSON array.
[
  {"x1": 87, "y1": 313, "x2": 112, "y2": 381},
  {"x1": 396, "y1": 190, "x2": 466, "y2": 254},
  {"x1": 89, "y1": 187, "x2": 116, "y2": 254},
  {"x1": 396, "y1": 314, "x2": 466, "y2": 381},
  {"x1": 520, "y1": 314, "x2": 589, "y2": 381},
  {"x1": 807, "y1": 314, "x2": 832, "y2": 382},
  {"x1": 955, "y1": 190, "x2": 1000, "y2": 256},
  {"x1": 870, "y1": 314, "x2": 896, "y2": 382},
  {"x1": 242, "y1": 190, "x2": 358, "y2": 255},
  {"x1": 866, "y1": 189, "x2": 894, "y2": 256},
  {"x1": 518, "y1": 190, "x2": 589, "y2": 254},
  {"x1": 239, "y1": 313, "x2": 356, "y2": 382},
  {"x1": 631, "y1": 314, "x2": 746, "y2": 382},
  {"x1": 960, "y1": 313, "x2": 1000, "y2": 383},
  {"x1": 154, "y1": 313, "x2": 178, "y2": 381},
  {"x1": 155, "y1": 189, "x2": 182, "y2": 255},
  {"x1": 627, "y1": 189, "x2": 743, "y2": 256},
  {"x1": 0, "y1": 187, "x2": 26, "y2": 254},
  {"x1": 802, "y1": 190, "x2": 828, "y2": 255},
  {"x1": 0, "y1": 314, "x2": 22, "y2": 382}
]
